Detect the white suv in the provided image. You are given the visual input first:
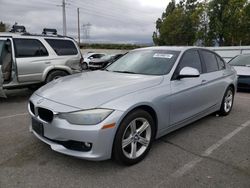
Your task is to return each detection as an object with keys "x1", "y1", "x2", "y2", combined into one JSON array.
[{"x1": 0, "y1": 31, "x2": 82, "y2": 97}]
